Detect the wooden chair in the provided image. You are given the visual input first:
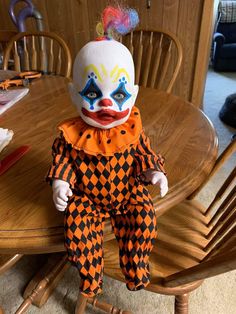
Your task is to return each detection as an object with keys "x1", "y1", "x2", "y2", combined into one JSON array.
[
  {"x1": 98, "y1": 137, "x2": 235, "y2": 314},
  {"x1": 0, "y1": 30, "x2": 17, "y2": 69},
  {"x1": 120, "y1": 29, "x2": 183, "y2": 92},
  {"x1": 3, "y1": 31, "x2": 72, "y2": 78}
]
